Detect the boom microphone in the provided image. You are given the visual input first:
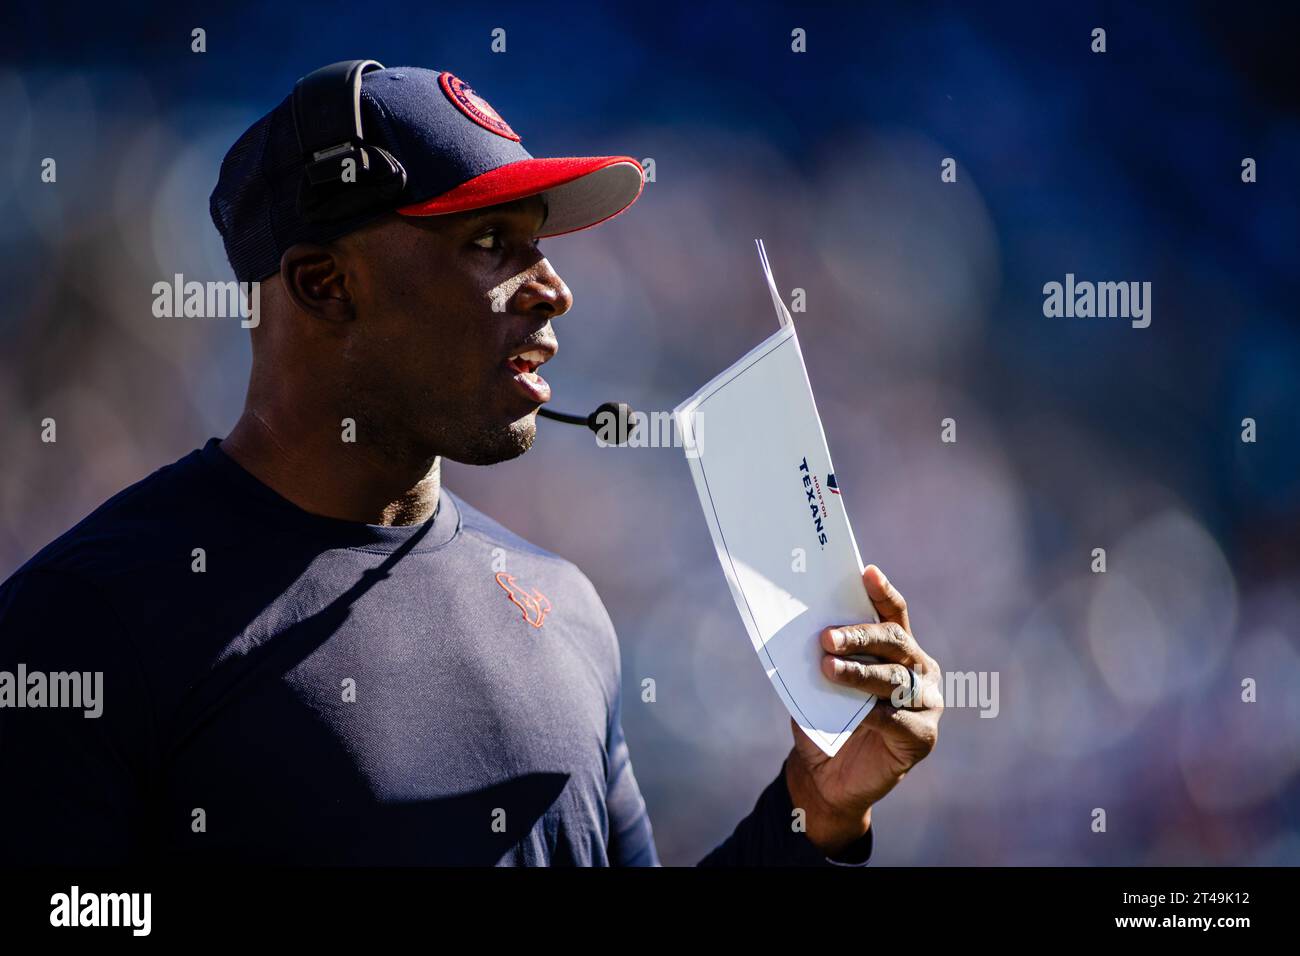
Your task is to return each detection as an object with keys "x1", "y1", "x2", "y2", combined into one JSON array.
[{"x1": 538, "y1": 402, "x2": 636, "y2": 445}]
